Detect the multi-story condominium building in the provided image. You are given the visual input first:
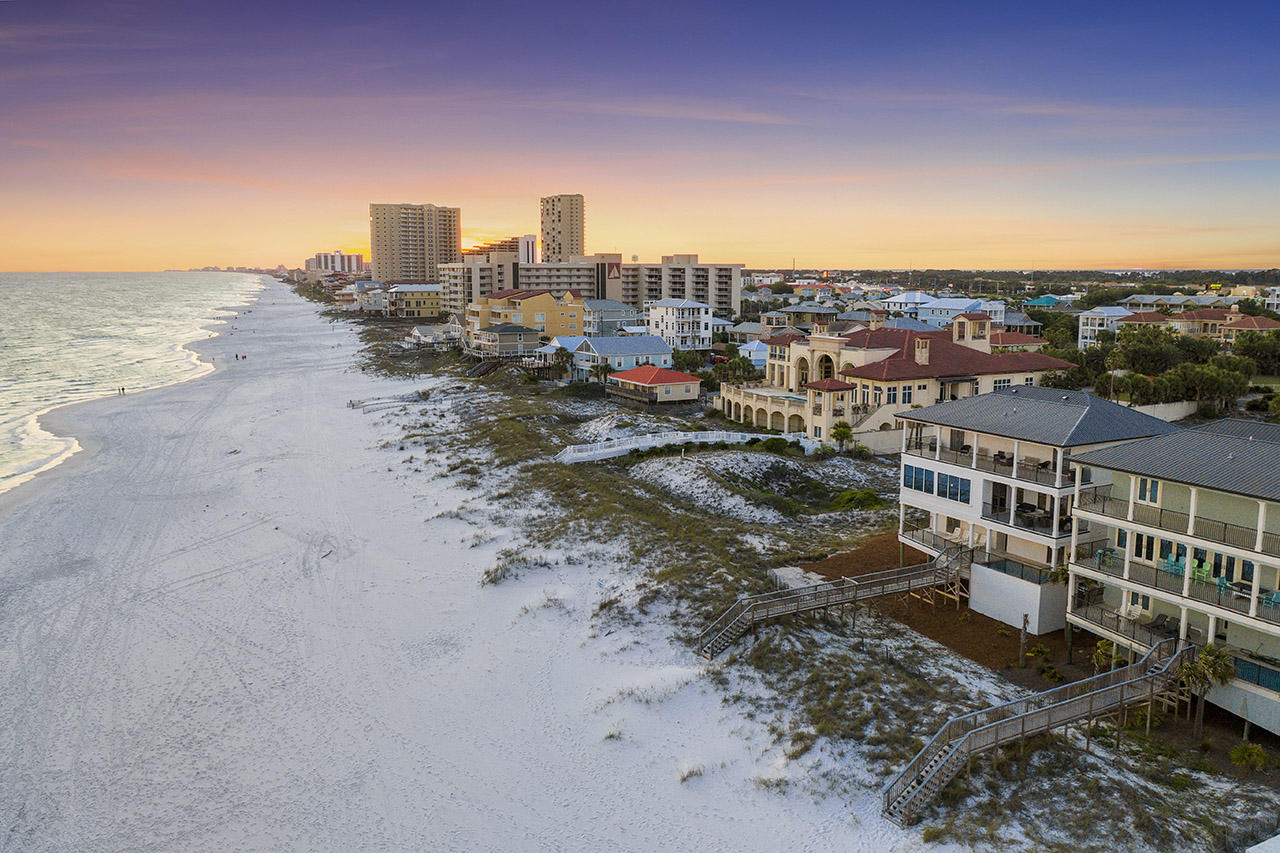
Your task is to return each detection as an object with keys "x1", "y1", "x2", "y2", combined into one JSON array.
[
  {"x1": 369, "y1": 202, "x2": 461, "y2": 282},
  {"x1": 897, "y1": 387, "x2": 1177, "y2": 633},
  {"x1": 717, "y1": 315, "x2": 1072, "y2": 441},
  {"x1": 438, "y1": 251, "x2": 521, "y2": 314},
  {"x1": 388, "y1": 284, "x2": 444, "y2": 318},
  {"x1": 604, "y1": 254, "x2": 742, "y2": 317},
  {"x1": 439, "y1": 252, "x2": 741, "y2": 317},
  {"x1": 1077, "y1": 306, "x2": 1134, "y2": 347},
  {"x1": 305, "y1": 249, "x2": 368, "y2": 273},
  {"x1": 540, "y1": 194, "x2": 585, "y2": 263},
  {"x1": 647, "y1": 298, "x2": 712, "y2": 350},
  {"x1": 464, "y1": 289, "x2": 586, "y2": 342},
  {"x1": 1066, "y1": 419, "x2": 1280, "y2": 735},
  {"x1": 581, "y1": 299, "x2": 640, "y2": 337},
  {"x1": 463, "y1": 235, "x2": 537, "y2": 263}
]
